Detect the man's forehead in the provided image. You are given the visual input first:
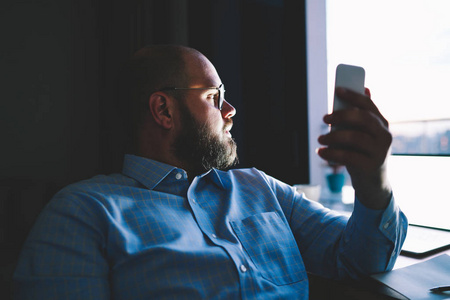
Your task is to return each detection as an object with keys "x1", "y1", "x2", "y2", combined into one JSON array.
[{"x1": 184, "y1": 54, "x2": 221, "y2": 87}]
